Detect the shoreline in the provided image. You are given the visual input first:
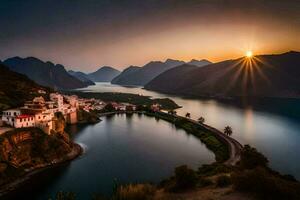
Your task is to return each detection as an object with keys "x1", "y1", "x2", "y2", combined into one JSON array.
[
  {"x1": 99, "y1": 111, "x2": 242, "y2": 165},
  {"x1": 0, "y1": 110, "x2": 242, "y2": 198},
  {"x1": 0, "y1": 142, "x2": 83, "y2": 197}
]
